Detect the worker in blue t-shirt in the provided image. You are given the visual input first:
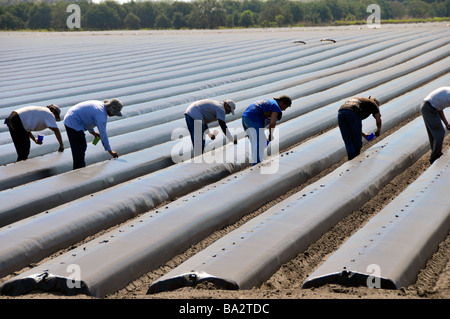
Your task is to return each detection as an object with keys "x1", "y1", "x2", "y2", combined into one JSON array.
[{"x1": 242, "y1": 95, "x2": 292, "y2": 165}]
